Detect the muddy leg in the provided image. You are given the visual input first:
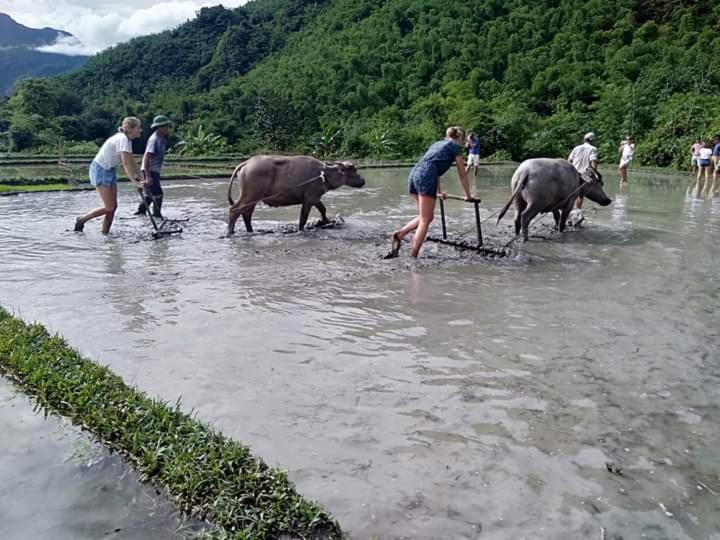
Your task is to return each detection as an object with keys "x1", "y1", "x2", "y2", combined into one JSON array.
[
  {"x1": 520, "y1": 204, "x2": 542, "y2": 242},
  {"x1": 315, "y1": 201, "x2": 330, "y2": 226},
  {"x1": 552, "y1": 210, "x2": 560, "y2": 230},
  {"x1": 299, "y1": 202, "x2": 312, "y2": 231},
  {"x1": 559, "y1": 199, "x2": 575, "y2": 232},
  {"x1": 514, "y1": 198, "x2": 527, "y2": 236},
  {"x1": 241, "y1": 203, "x2": 255, "y2": 233},
  {"x1": 227, "y1": 206, "x2": 241, "y2": 235}
]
